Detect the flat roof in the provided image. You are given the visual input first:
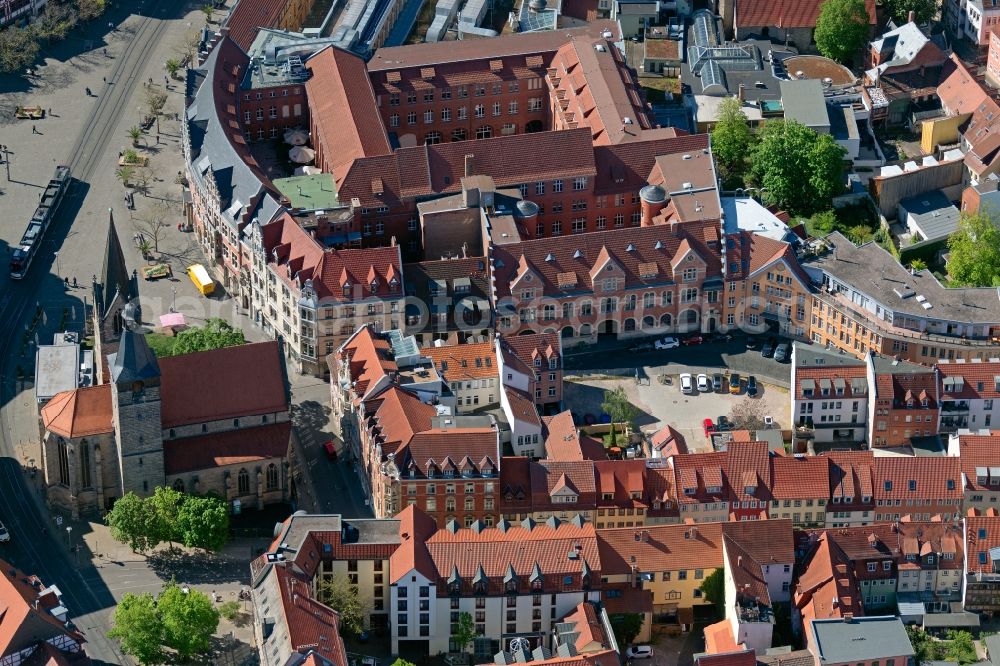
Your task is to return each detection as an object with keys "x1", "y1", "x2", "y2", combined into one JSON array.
[
  {"x1": 272, "y1": 174, "x2": 341, "y2": 210},
  {"x1": 721, "y1": 196, "x2": 794, "y2": 242},
  {"x1": 35, "y1": 343, "x2": 79, "y2": 402},
  {"x1": 810, "y1": 616, "x2": 912, "y2": 664},
  {"x1": 807, "y1": 231, "x2": 1000, "y2": 324},
  {"x1": 780, "y1": 79, "x2": 829, "y2": 129},
  {"x1": 899, "y1": 190, "x2": 961, "y2": 241}
]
